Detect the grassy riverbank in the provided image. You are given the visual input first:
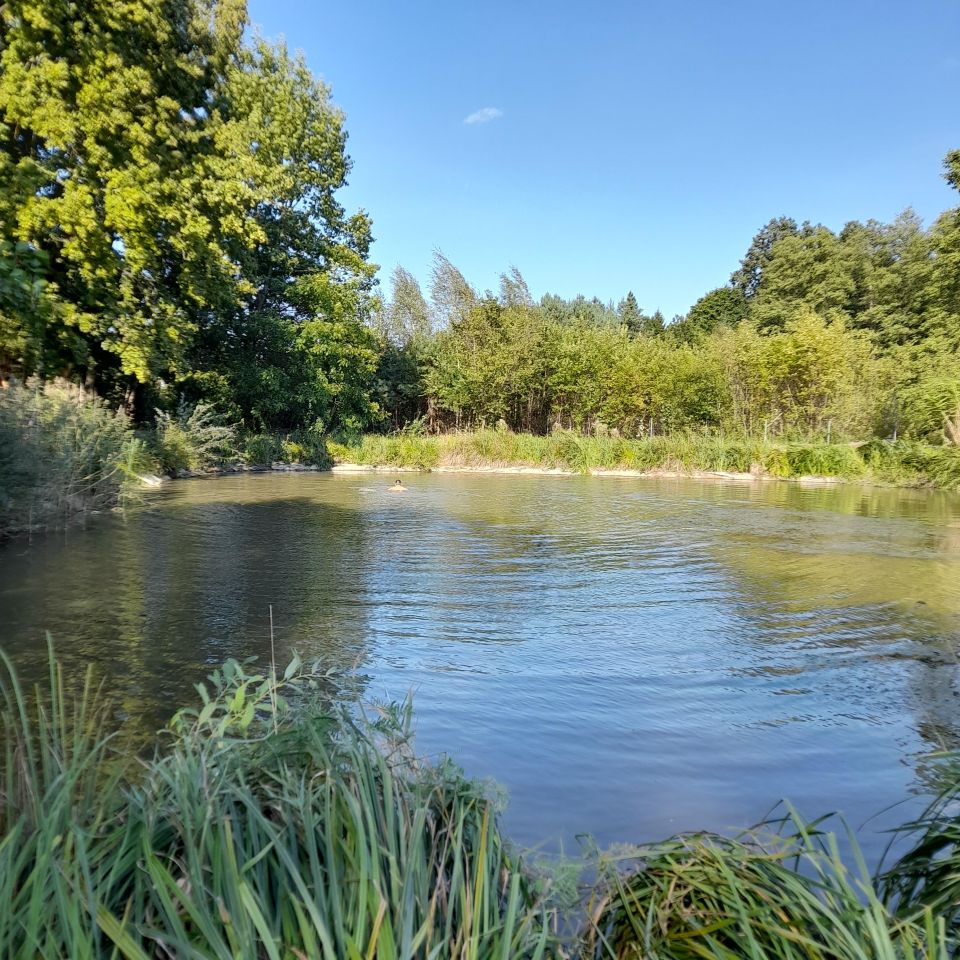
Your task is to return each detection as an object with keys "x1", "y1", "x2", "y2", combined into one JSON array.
[
  {"x1": 0, "y1": 382, "x2": 331, "y2": 537},
  {"x1": 4, "y1": 381, "x2": 959, "y2": 537},
  {"x1": 1, "y1": 649, "x2": 957, "y2": 958},
  {"x1": 328, "y1": 430, "x2": 960, "y2": 488}
]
